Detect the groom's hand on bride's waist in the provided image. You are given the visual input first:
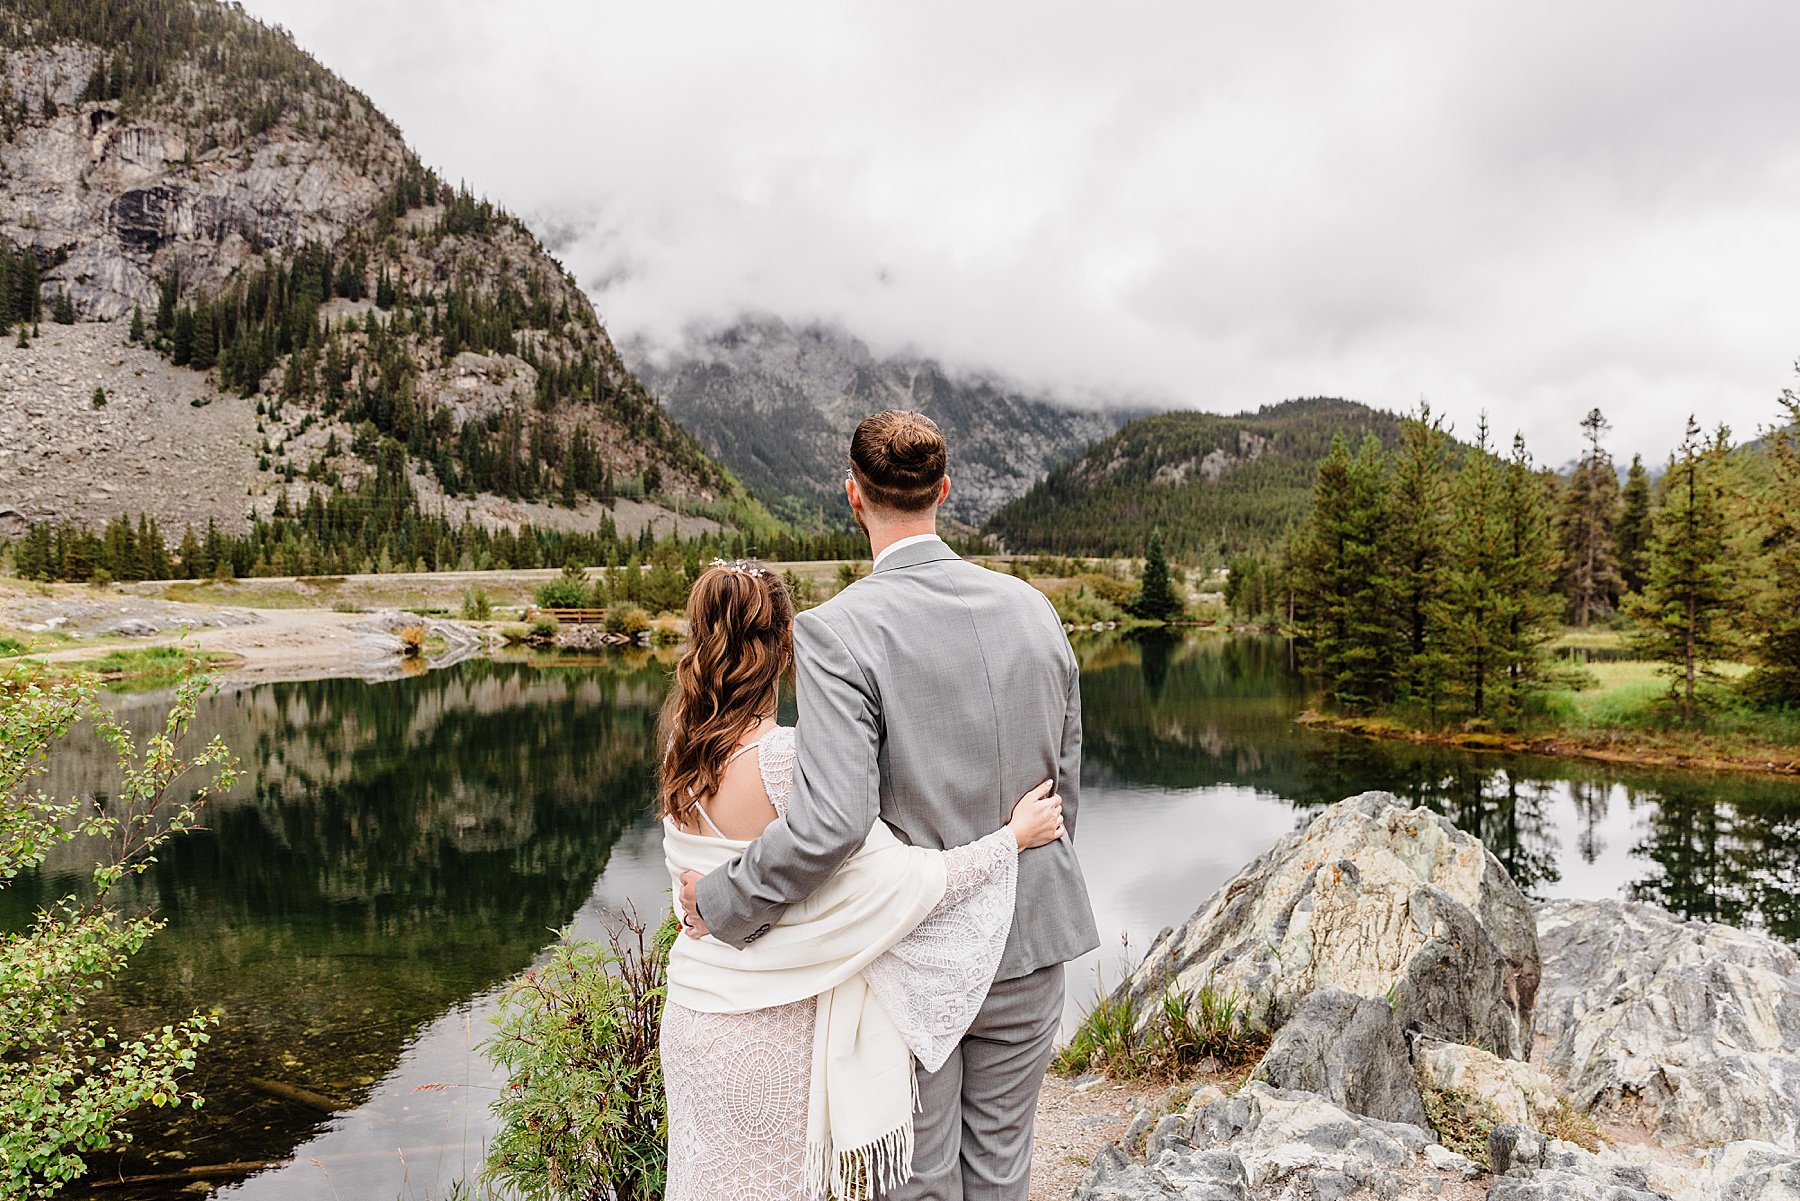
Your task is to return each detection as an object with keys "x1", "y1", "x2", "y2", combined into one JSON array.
[{"x1": 678, "y1": 870, "x2": 711, "y2": 939}]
